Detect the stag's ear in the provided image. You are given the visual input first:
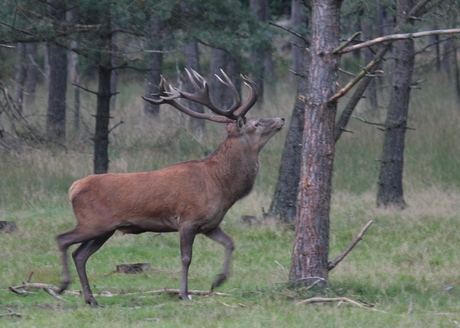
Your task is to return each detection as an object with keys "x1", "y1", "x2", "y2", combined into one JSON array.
[{"x1": 236, "y1": 116, "x2": 246, "y2": 131}]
